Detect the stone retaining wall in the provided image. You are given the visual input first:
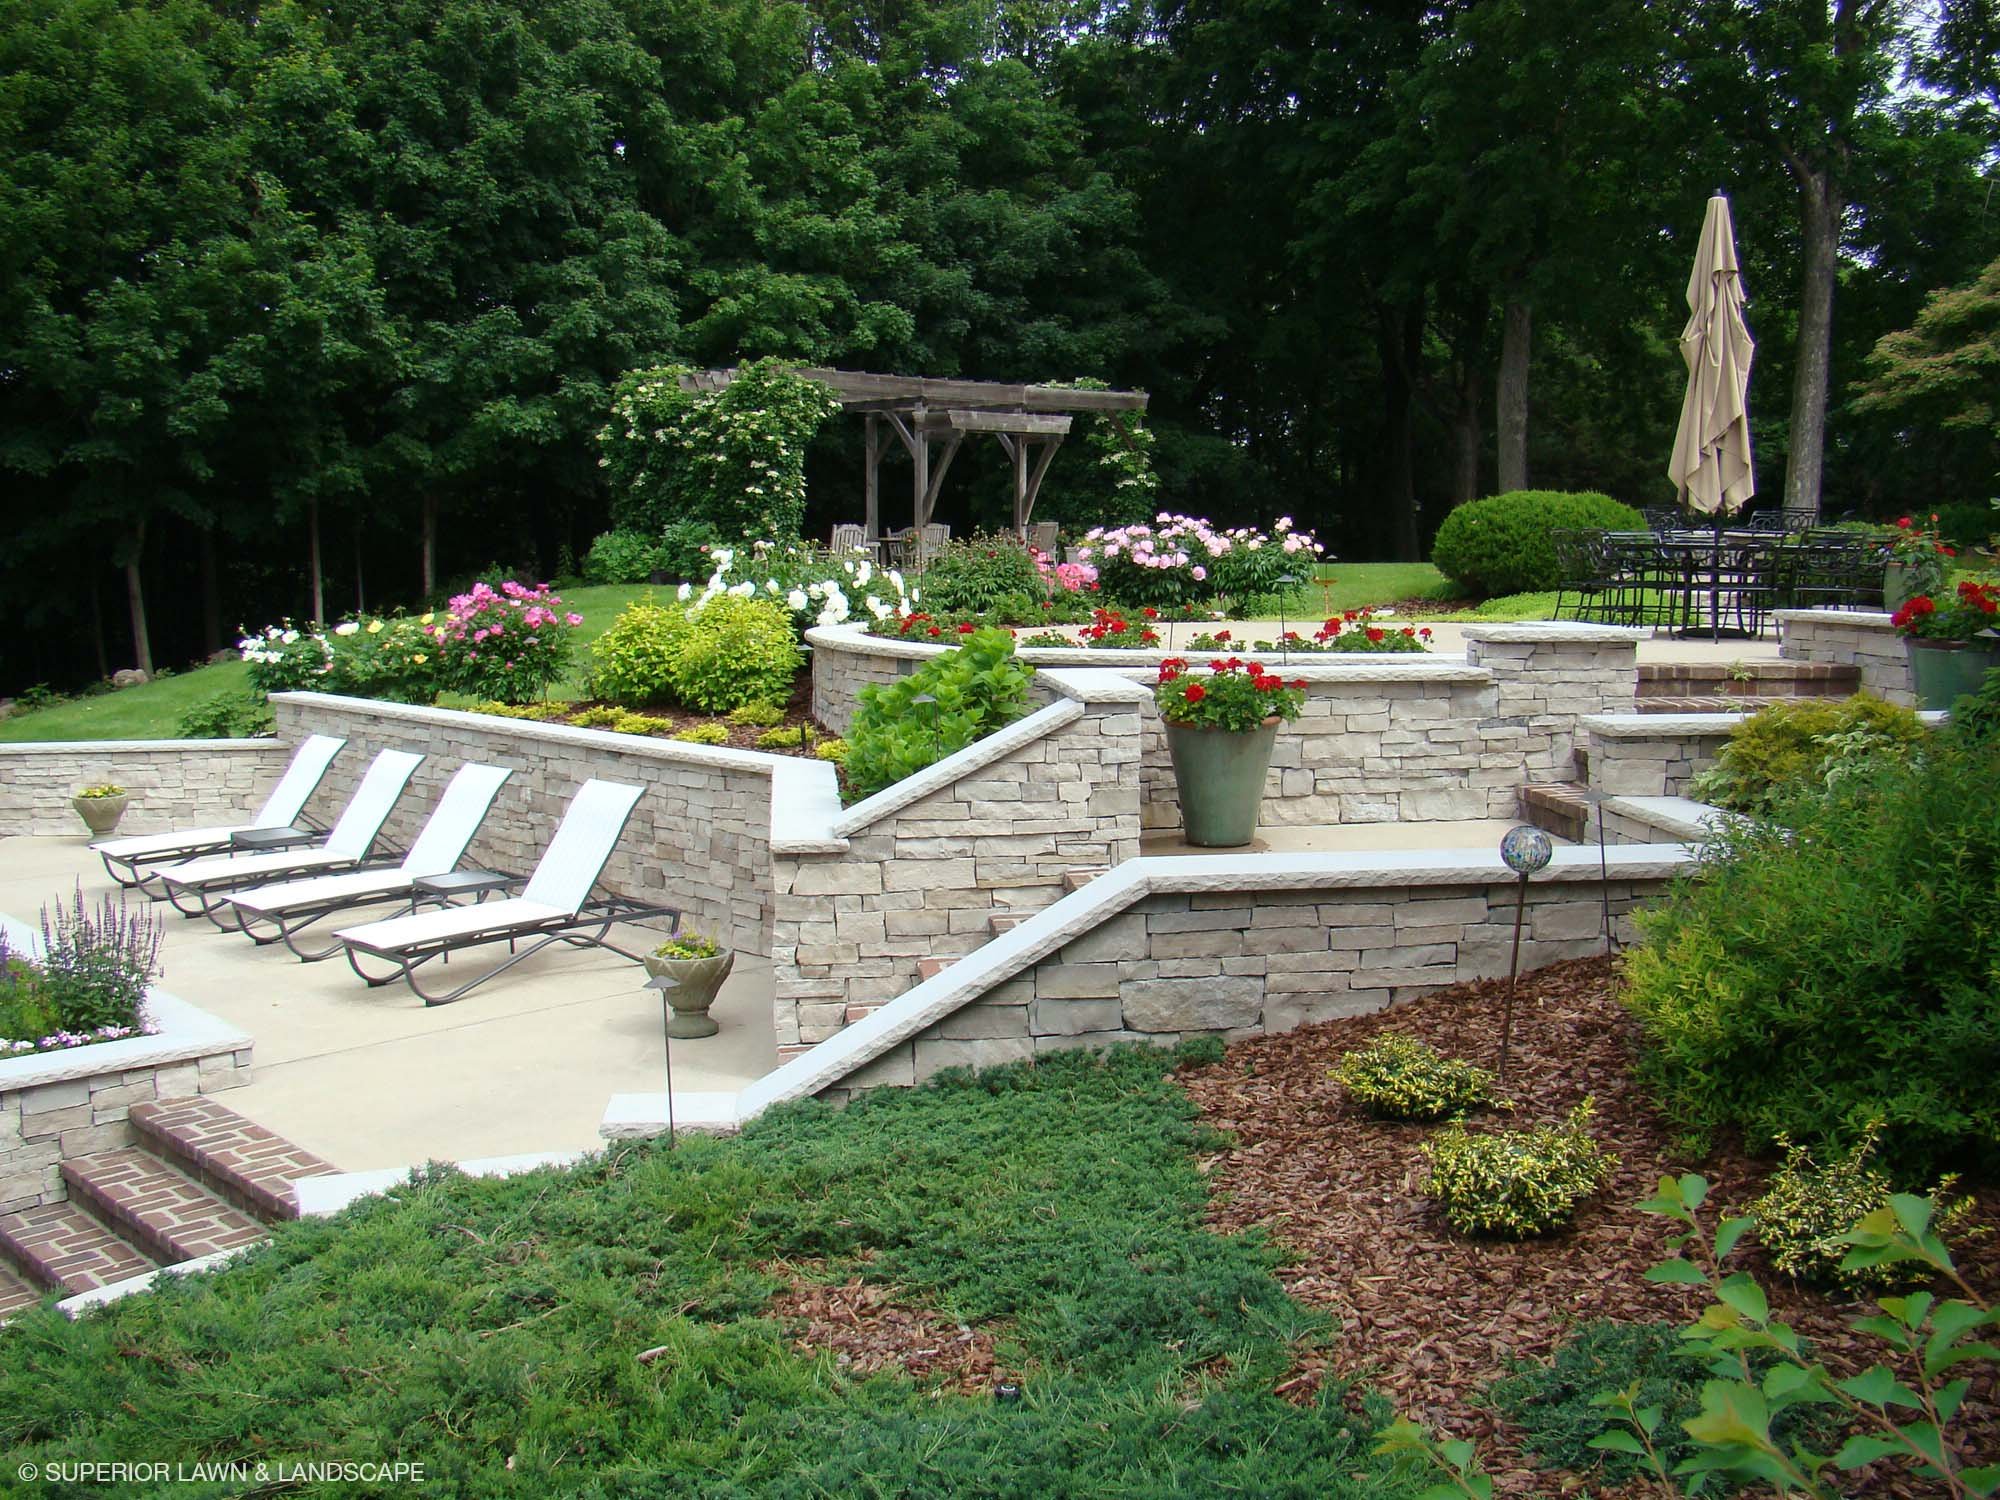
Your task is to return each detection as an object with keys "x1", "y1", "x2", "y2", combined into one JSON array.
[
  {"x1": 1777, "y1": 610, "x2": 1912, "y2": 705},
  {"x1": 272, "y1": 695, "x2": 783, "y2": 954},
  {"x1": 1581, "y1": 713, "x2": 1740, "y2": 798},
  {"x1": 0, "y1": 740, "x2": 286, "y2": 838},
  {"x1": 770, "y1": 672, "x2": 1146, "y2": 1053}
]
